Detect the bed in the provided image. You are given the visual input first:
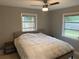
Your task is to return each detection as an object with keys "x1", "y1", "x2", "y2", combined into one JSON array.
[{"x1": 14, "y1": 32, "x2": 74, "y2": 59}]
